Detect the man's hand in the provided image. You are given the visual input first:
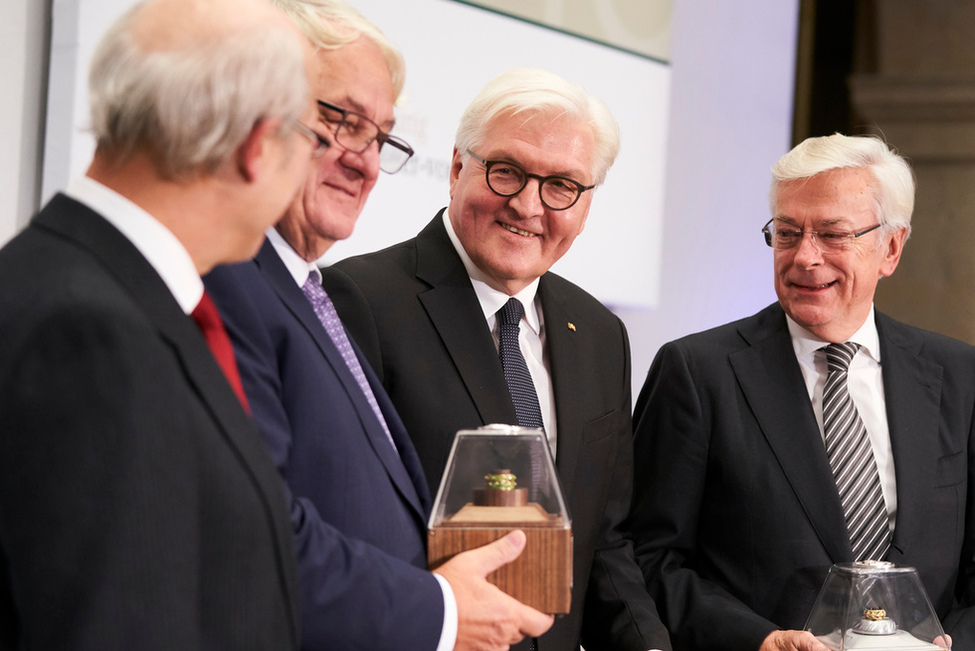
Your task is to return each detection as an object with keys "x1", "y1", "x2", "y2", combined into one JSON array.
[
  {"x1": 760, "y1": 630, "x2": 831, "y2": 651},
  {"x1": 435, "y1": 530, "x2": 555, "y2": 650}
]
